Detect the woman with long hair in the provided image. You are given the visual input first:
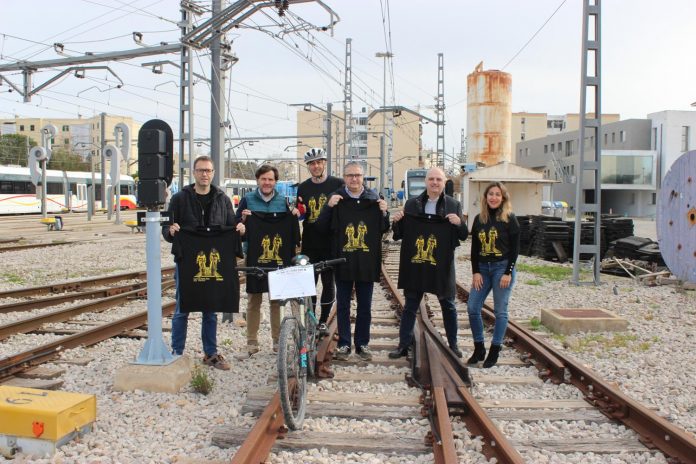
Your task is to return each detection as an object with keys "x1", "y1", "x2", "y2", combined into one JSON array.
[{"x1": 466, "y1": 181, "x2": 520, "y2": 368}]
